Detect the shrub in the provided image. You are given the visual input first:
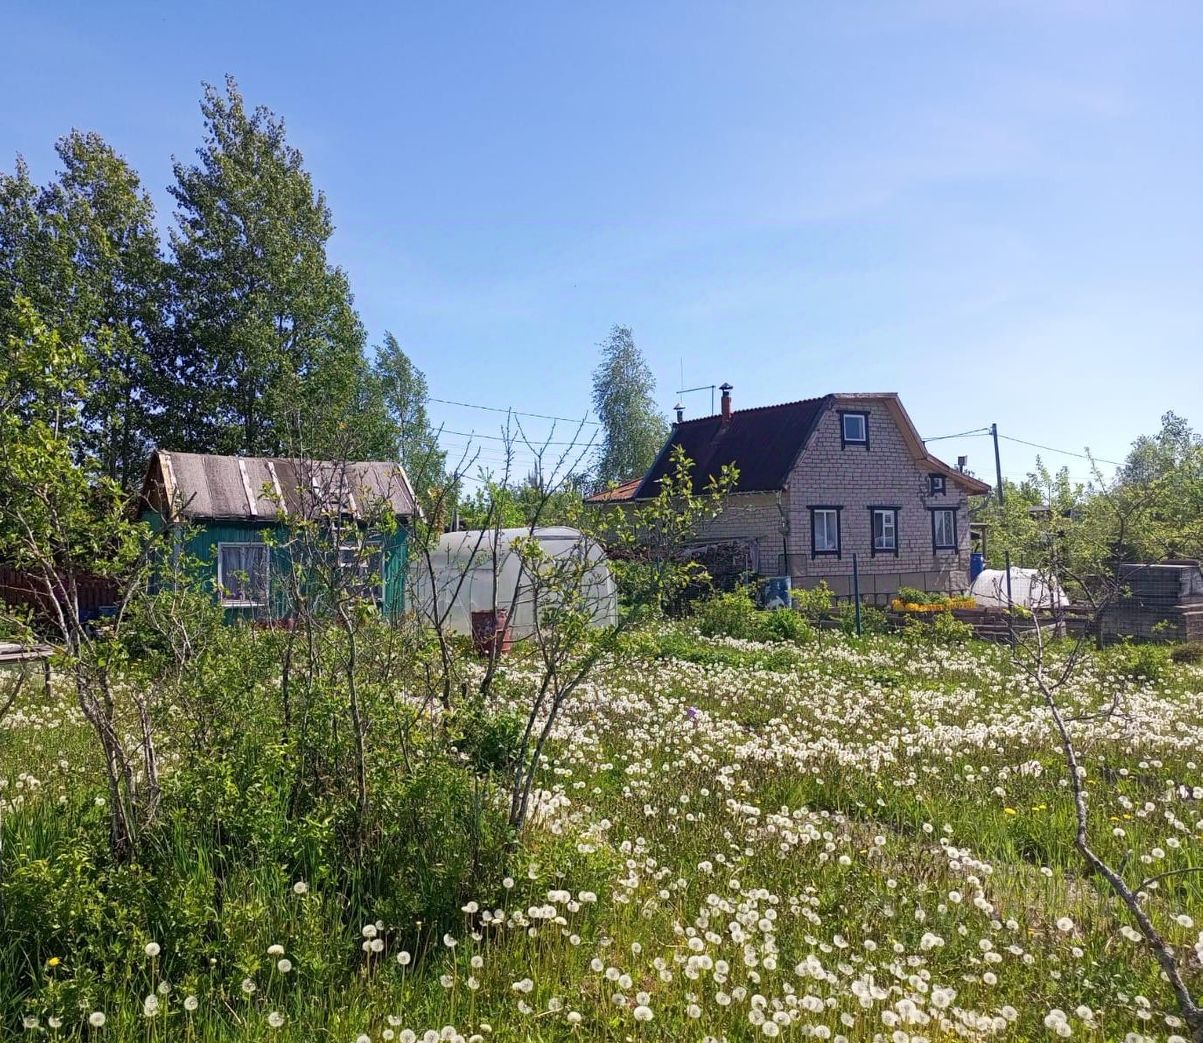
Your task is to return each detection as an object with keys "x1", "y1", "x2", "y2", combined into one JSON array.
[
  {"x1": 838, "y1": 602, "x2": 891, "y2": 636},
  {"x1": 695, "y1": 588, "x2": 765, "y2": 641},
  {"x1": 1102, "y1": 640, "x2": 1172, "y2": 683},
  {"x1": 695, "y1": 588, "x2": 811, "y2": 644},
  {"x1": 1170, "y1": 641, "x2": 1203, "y2": 665},
  {"x1": 762, "y1": 607, "x2": 812, "y2": 644}
]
